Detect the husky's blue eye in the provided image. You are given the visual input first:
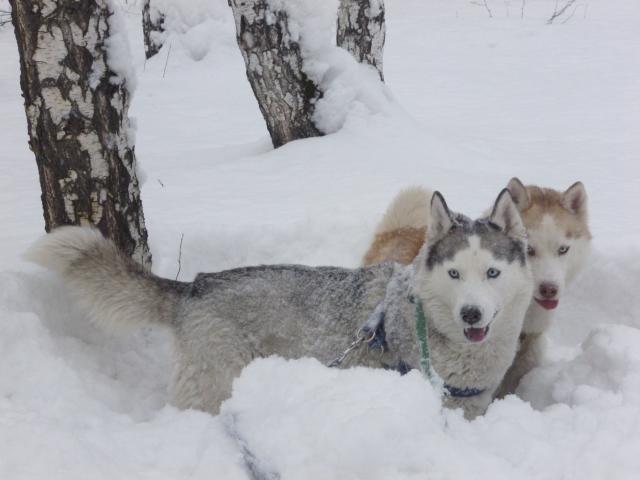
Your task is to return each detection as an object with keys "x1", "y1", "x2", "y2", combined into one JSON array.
[
  {"x1": 558, "y1": 245, "x2": 570, "y2": 255},
  {"x1": 487, "y1": 268, "x2": 501, "y2": 279},
  {"x1": 448, "y1": 269, "x2": 460, "y2": 279}
]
